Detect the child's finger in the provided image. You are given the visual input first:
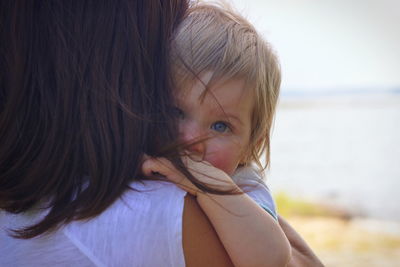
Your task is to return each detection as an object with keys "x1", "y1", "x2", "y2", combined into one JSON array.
[
  {"x1": 141, "y1": 153, "x2": 151, "y2": 162},
  {"x1": 142, "y1": 157, "x2": 167, "y2": 176},
  {"x1": 141, "y1": 159, "x2": 155, "y2": 176},
  {"x1": 141, "y1": 156, "x2": 199, "y2": 195},
  {"x1": 142, "y1": 157, "x2": 182, "y2": 181}
]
